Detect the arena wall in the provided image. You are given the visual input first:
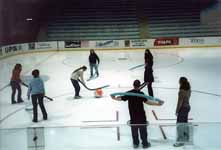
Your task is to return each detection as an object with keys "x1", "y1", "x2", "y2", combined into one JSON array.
[{"x1": 1, "y1": 36, "x2": 221, "y2": 59}]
